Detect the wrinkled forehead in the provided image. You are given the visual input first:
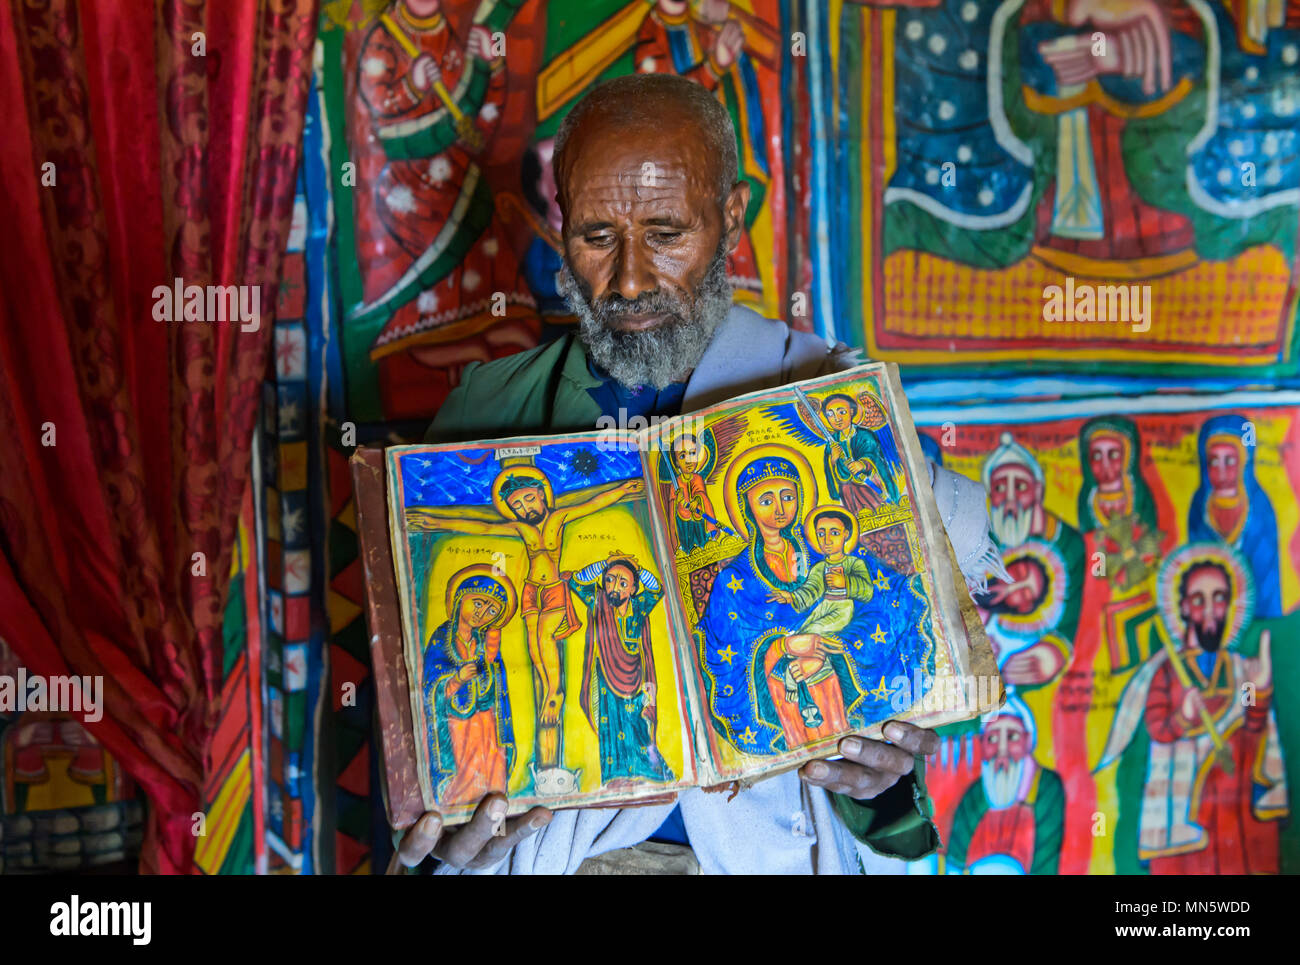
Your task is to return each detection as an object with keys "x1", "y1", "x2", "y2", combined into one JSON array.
[
  {"x1": 985, "y1": 715, "x2": 1027, "y2": 737},
  {"x1": 558, "y1": 113, "x2": 722, "y2": 217}
]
